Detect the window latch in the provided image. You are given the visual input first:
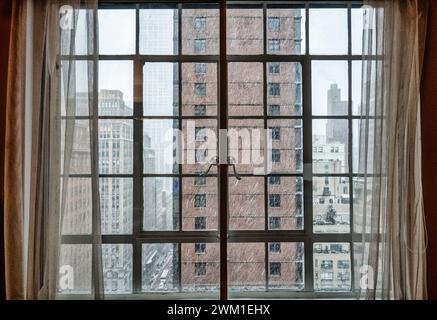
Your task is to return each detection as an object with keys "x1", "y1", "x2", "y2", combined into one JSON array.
[{"x1": 199, "y1": 156, "x2": 241, "y2": 180}]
